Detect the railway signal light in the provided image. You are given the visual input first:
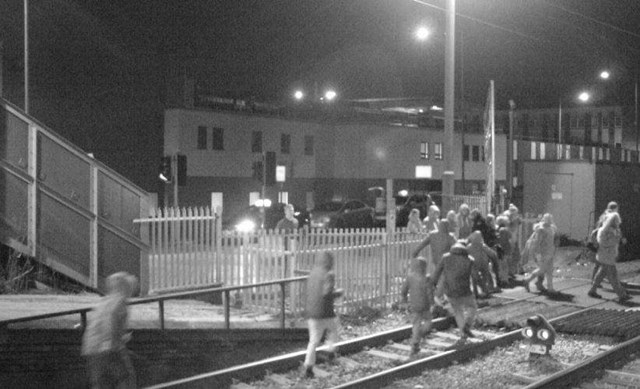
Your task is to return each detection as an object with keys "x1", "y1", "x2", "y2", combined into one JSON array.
[
  {"x1": 159, "y1": 156, "x2": 172, "y2": 183},
  {"x1": 522, "y1": 314, "x2": 556, "y2": 355}
]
